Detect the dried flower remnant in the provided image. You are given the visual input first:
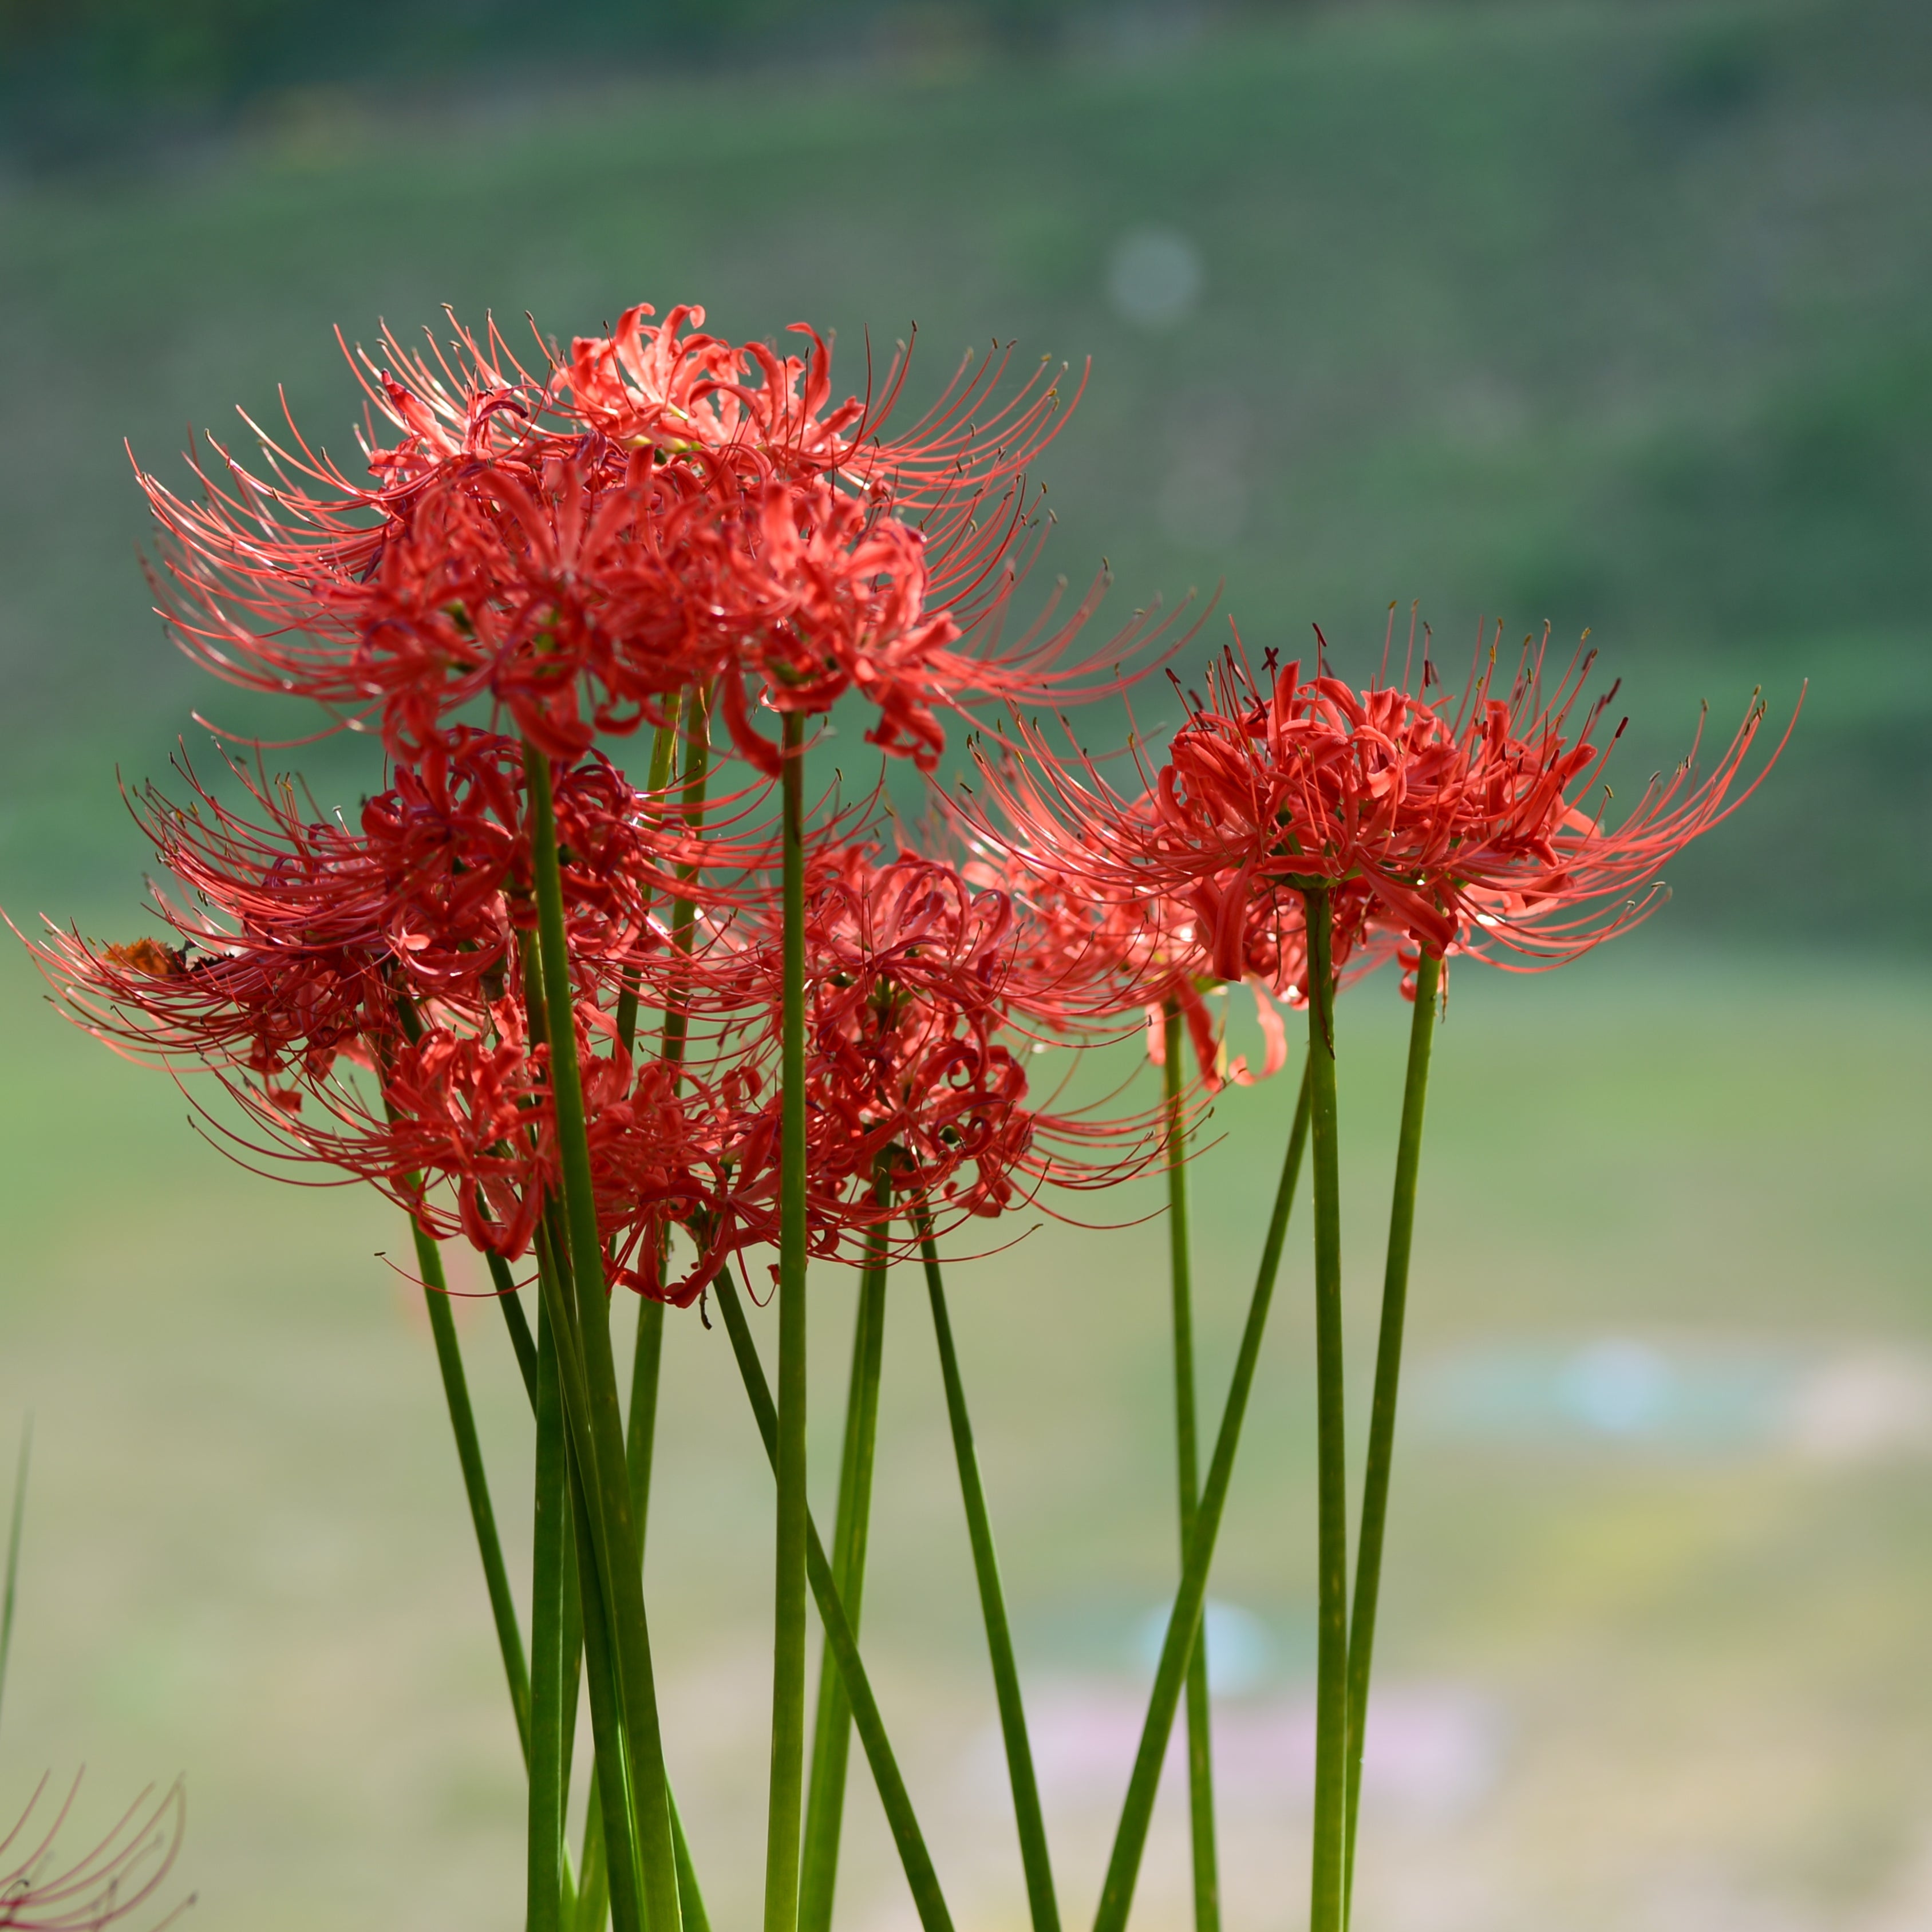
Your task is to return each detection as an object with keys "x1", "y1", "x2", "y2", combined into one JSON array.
[{"x1": 0, "y1": 1776, "x2": 189, "y2": 1932}]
